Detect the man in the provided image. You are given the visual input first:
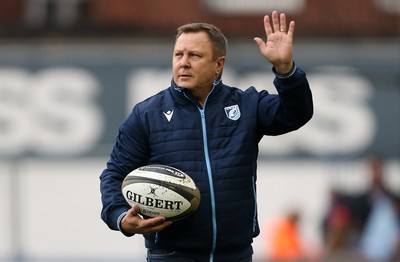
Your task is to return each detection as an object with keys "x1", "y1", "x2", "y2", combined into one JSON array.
[{"x1": 100, "y1": 11, "x2": 313, "y2": 262}]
